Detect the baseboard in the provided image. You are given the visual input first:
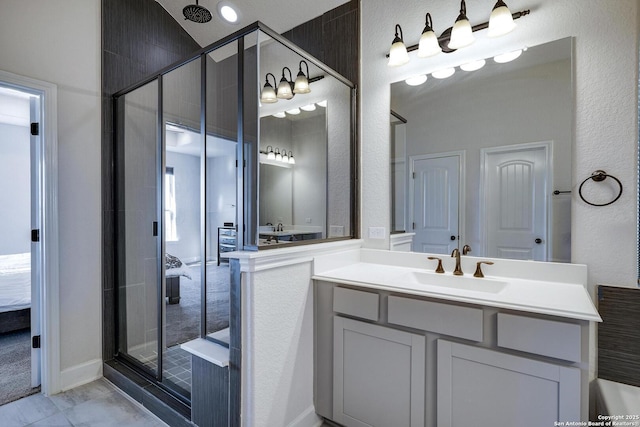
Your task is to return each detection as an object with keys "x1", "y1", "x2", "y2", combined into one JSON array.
[
  {"x1": 286, "y1": 406, "x2": 323, "y2": 427},
  {"x1": 59, "y1": 358, "x2": 103, "y2": 391}
]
